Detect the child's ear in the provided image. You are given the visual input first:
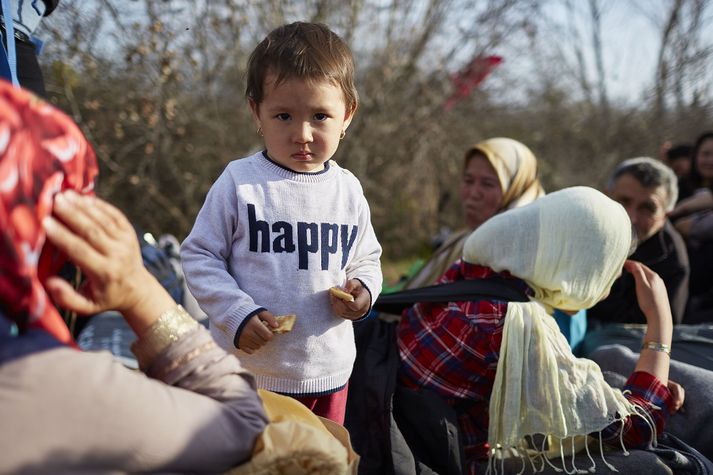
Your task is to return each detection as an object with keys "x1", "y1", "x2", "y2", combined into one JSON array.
[{"x1": 343, "y1": 103, "x2": 357, "y2": 129}]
